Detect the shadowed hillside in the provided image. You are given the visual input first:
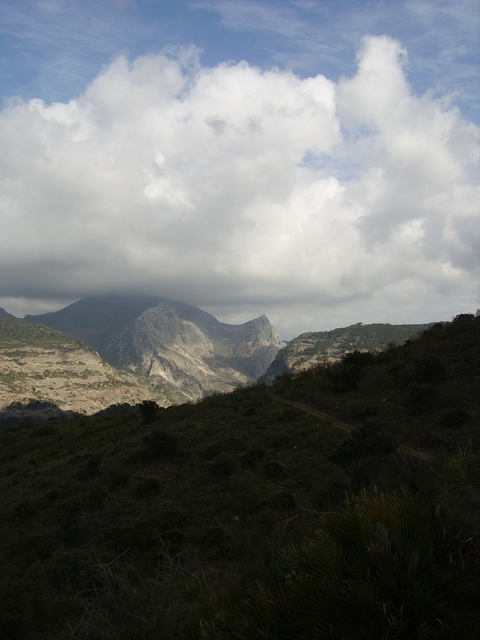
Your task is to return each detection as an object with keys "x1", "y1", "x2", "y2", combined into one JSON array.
[{"x1": 0, "y1": 313, "x2": 478, "y2": 638}]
